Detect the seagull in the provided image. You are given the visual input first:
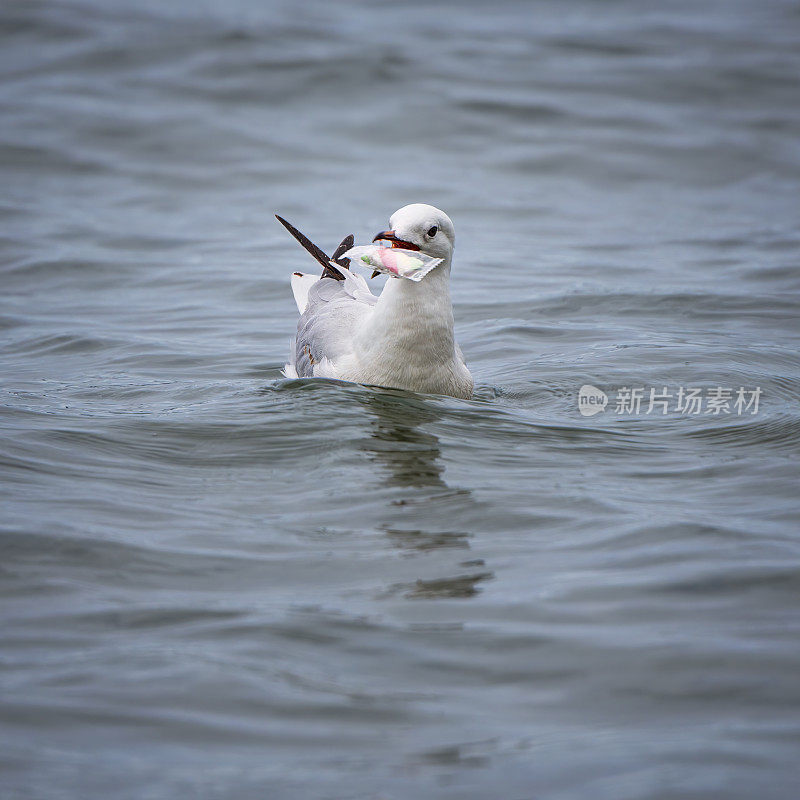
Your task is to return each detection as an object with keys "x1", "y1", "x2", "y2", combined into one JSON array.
[{"x1": 277, "y1": 204, "x2": 473, "y2": 400}]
